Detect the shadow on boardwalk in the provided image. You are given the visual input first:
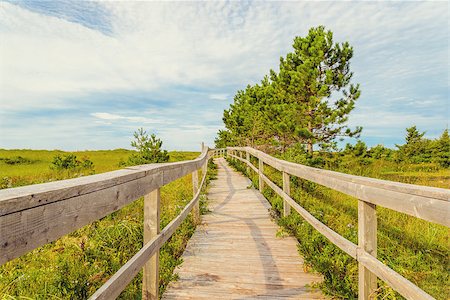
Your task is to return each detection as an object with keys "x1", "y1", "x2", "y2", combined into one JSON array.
[{"x1": 163, "y1": 158, "x2": 325, "y2": 299}]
